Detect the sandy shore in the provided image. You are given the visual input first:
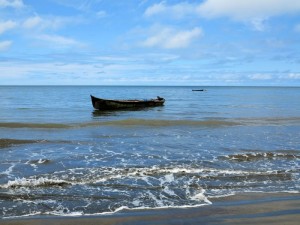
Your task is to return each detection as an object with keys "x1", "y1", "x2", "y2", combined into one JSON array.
[{"x1": 1, "y1": 192, "x2": 299, "y2": 225}]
